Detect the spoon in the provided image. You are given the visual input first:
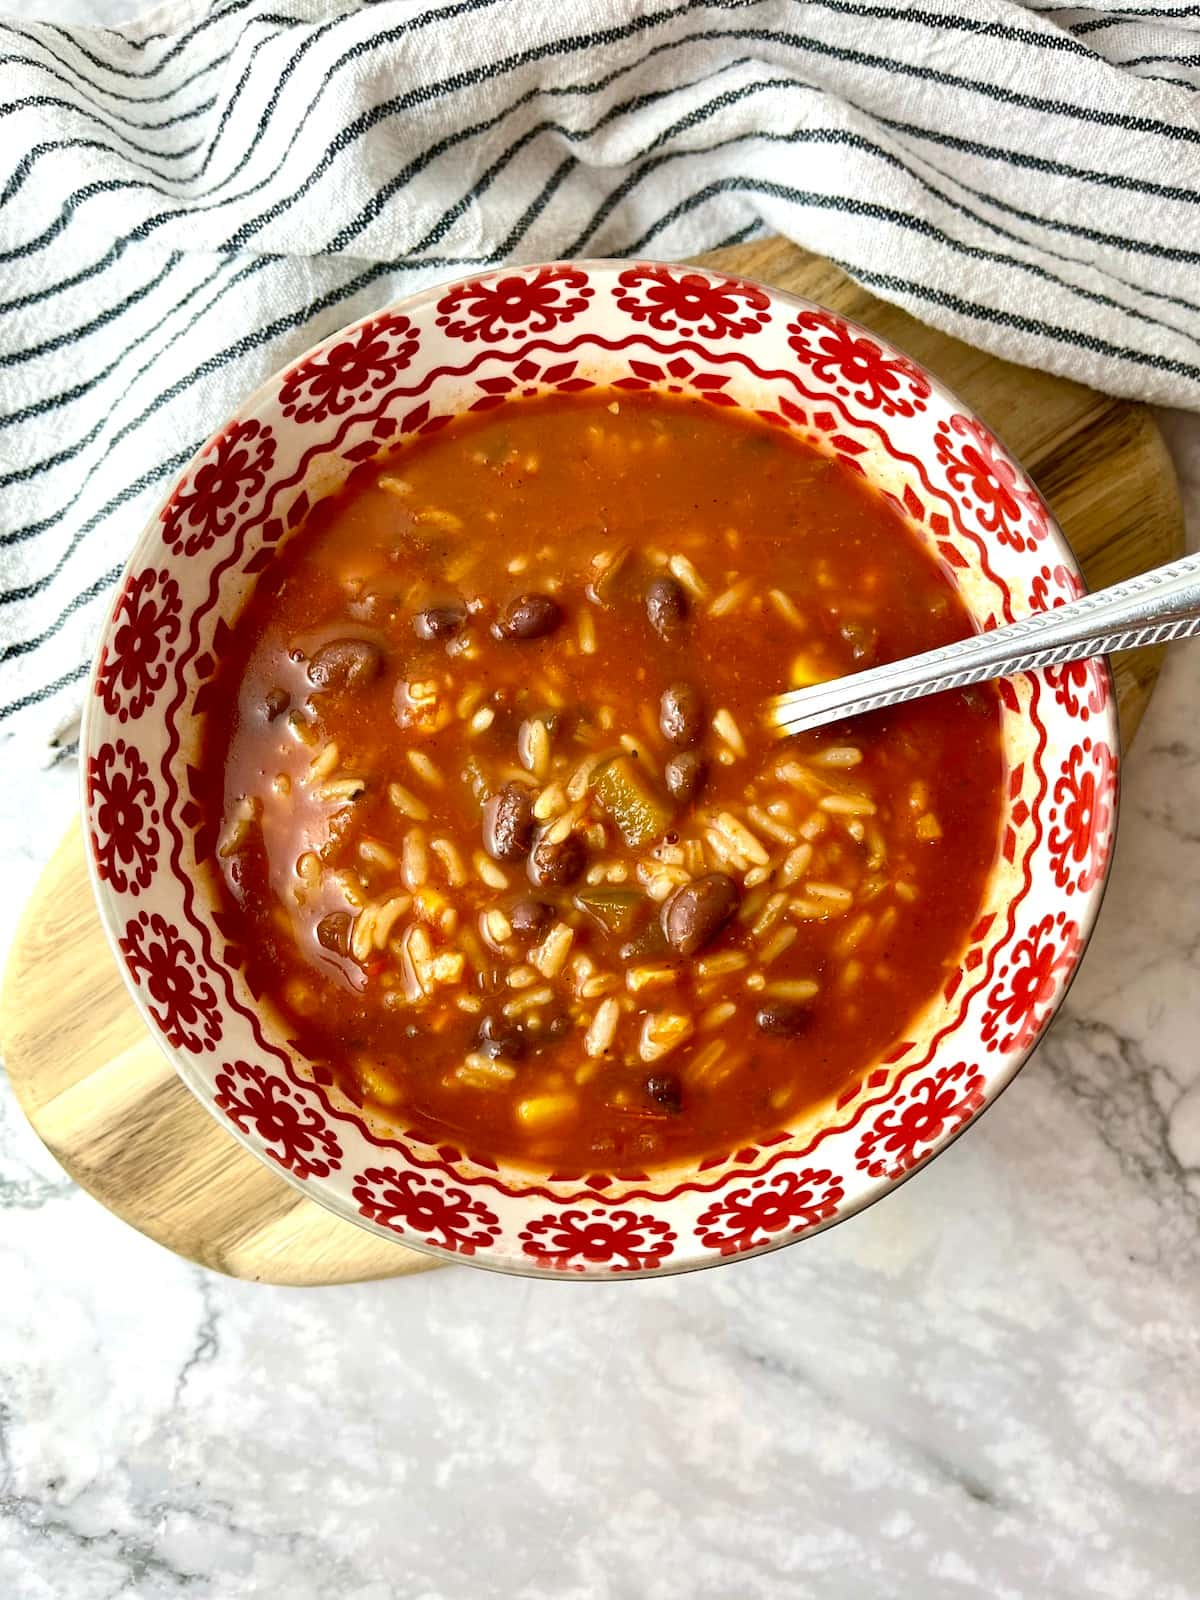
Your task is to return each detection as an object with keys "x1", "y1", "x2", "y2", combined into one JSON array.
[{"x1": 767, "y1": 552, "x2": 1200, "y2": 739}]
